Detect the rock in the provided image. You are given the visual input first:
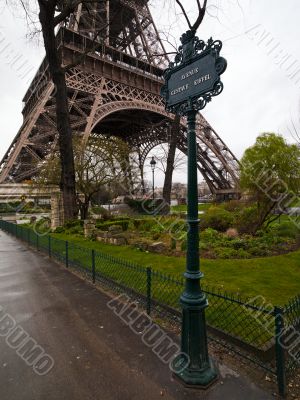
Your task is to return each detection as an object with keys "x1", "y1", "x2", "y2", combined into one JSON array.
[
  {"x1": 96, "y1": 230, "x2": 108, "y2": 238},
  {"x1": 148, "y1": 242, "x2": 165, "y2": 253},
  {"x1": 30, "y1": 216, "x2": 37, "y2": 224},
  {"x1": 133, "y1": 241, "x2": 149, "y2": 251},
  {"x1": 97, "y1": 232, "x2": 127, "y2": 245},
  {"x1": 108, "y1": 225, "x2": 123, "y2": 233},
  {"x1": 112, "y1": 237, "x2": 127, "y2": 245},
  {"x1": 84, "y1": 219, "x2": 96, "y2": 238}
]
